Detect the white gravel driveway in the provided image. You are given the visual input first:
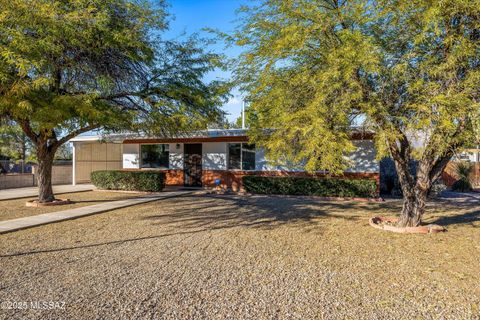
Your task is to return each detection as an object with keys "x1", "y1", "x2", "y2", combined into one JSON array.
[{"x1": 0, "y1": 194, "x2": 479, "y2": 319}]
